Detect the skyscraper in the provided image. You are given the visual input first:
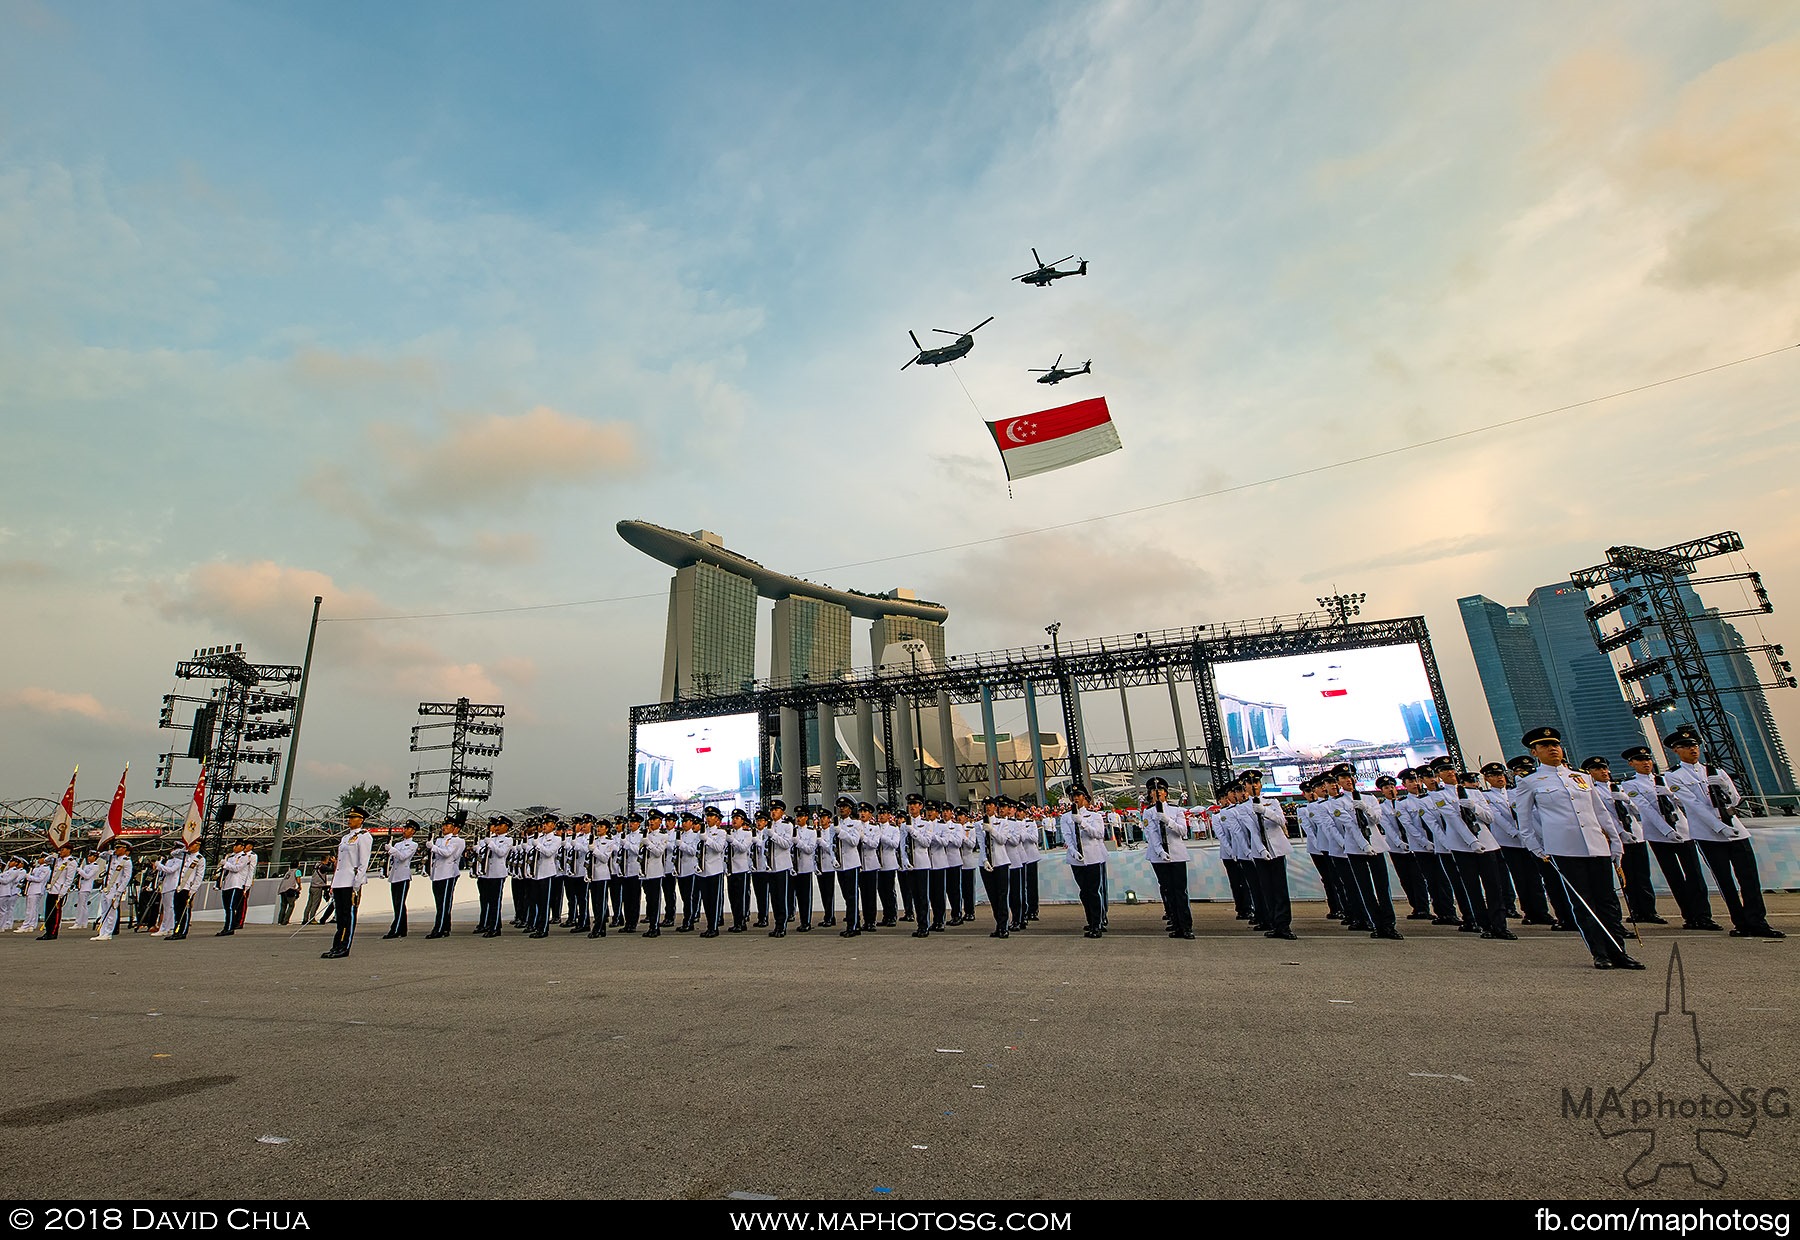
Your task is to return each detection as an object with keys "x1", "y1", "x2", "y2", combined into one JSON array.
[{"x1": 1459, "y1": 585, "x2": 1646, "y2": 762}]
